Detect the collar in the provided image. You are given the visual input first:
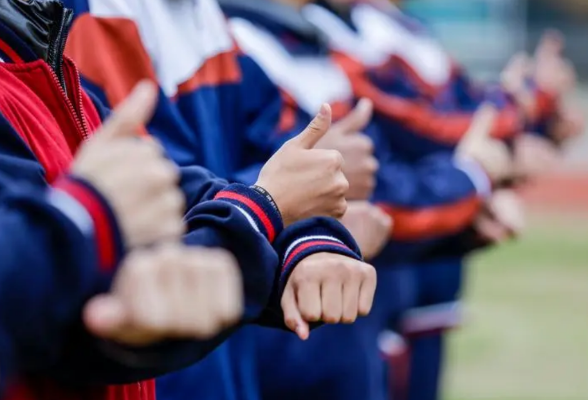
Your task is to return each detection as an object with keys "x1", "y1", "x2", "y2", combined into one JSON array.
[
  {"x1": 219, "y1": 0, "x2": 330, "y2": 53},
  {"x1": 0, "y1": 0, "x2": 72, "y2": 64}
]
